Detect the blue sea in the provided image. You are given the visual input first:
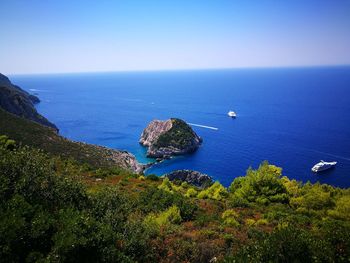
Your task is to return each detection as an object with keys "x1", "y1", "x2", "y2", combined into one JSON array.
[{"x1": 10, "y1": 67, "x2": 350, "y2": 188}]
